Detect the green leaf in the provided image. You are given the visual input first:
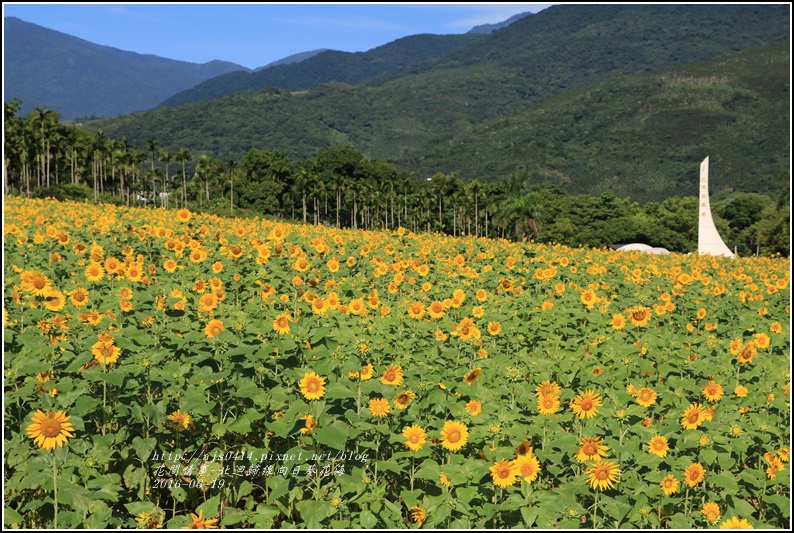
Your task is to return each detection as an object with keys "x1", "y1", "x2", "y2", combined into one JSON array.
[
  {"x1": 131, "y1": 436, "x2": 157, "y2": 462},
  {"x1": 297, "y1": 500, "x2": 332, "y2": 529},
  {"x1": 313, "y1": 422, "x2": 349, "y2": 449},
  {"x1": 359, "y1": 509, "x2": 378, "y2": 529},
  {"x1": 710, "y1": 471, "x2": 739, "y2": 494},
  {"x1": 521, "y1": 507, "x2": 539, "y2": 527},
  {"x1": 3, "y1": 507, "x2": 24, "y2": 528}
]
